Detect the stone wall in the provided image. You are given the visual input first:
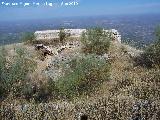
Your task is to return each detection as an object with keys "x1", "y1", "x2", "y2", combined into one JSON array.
[
  {"x1": 34, "y1": 29, "x2": 121, "y2": 43},
  {"x1": 34, "y1": 29, "x2": 86, "y2": 40},
  {"x1": 109, "y1": 29, "x2": 121, "y2": 43}
]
